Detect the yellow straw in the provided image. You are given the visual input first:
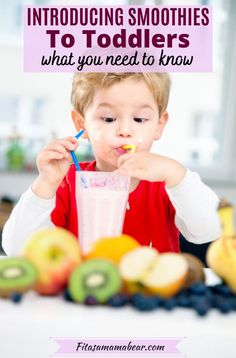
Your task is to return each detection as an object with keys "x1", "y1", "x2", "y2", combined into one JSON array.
[{"x1": 122, "y1": 144, "x2": 136, "y2": 154}]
